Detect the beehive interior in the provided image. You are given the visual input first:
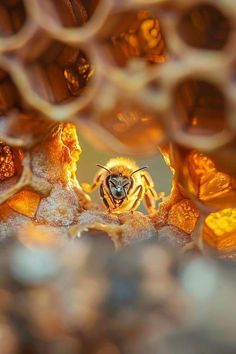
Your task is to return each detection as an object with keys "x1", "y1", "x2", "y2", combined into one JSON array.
[
  {"x1": 1, "y1": 1, "x2": 236, "y2": 352},
  {"x1": 0, "y1": 0, "x2": 235, "y2": 256}
]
